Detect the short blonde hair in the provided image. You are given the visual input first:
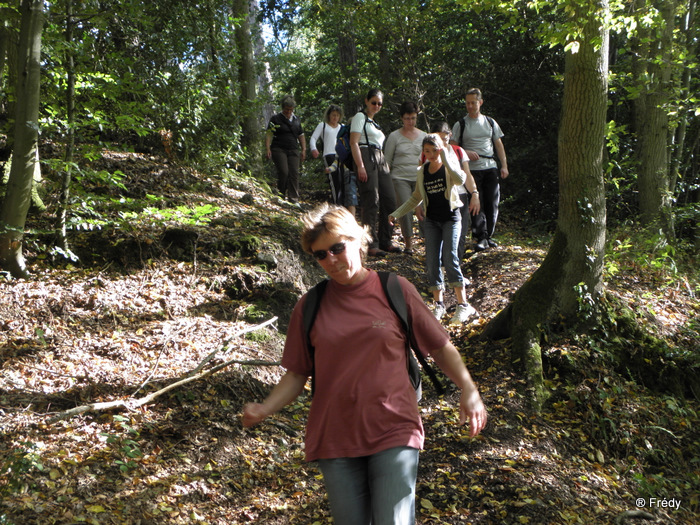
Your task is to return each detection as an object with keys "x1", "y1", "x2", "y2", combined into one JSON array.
[{"x1": 301, "y1": 204, "x2": 371, "y2": 258}]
